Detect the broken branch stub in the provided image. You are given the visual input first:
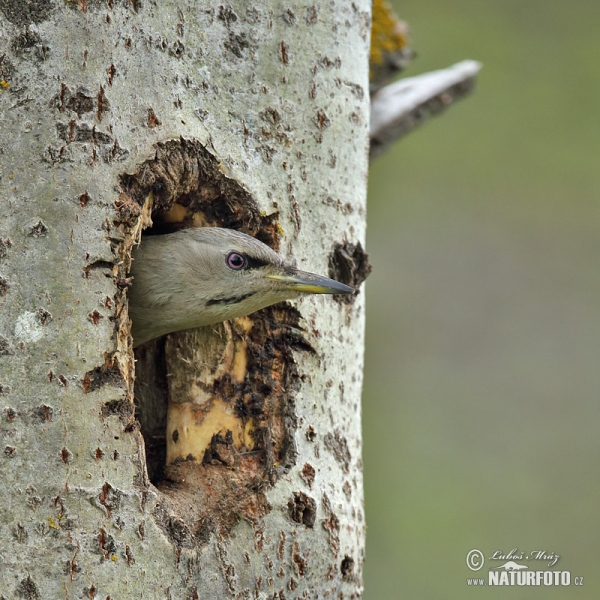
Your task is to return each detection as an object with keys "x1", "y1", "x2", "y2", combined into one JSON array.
[{"x1": 370, "y1": 60, "x2": 483, "y2": 159}]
